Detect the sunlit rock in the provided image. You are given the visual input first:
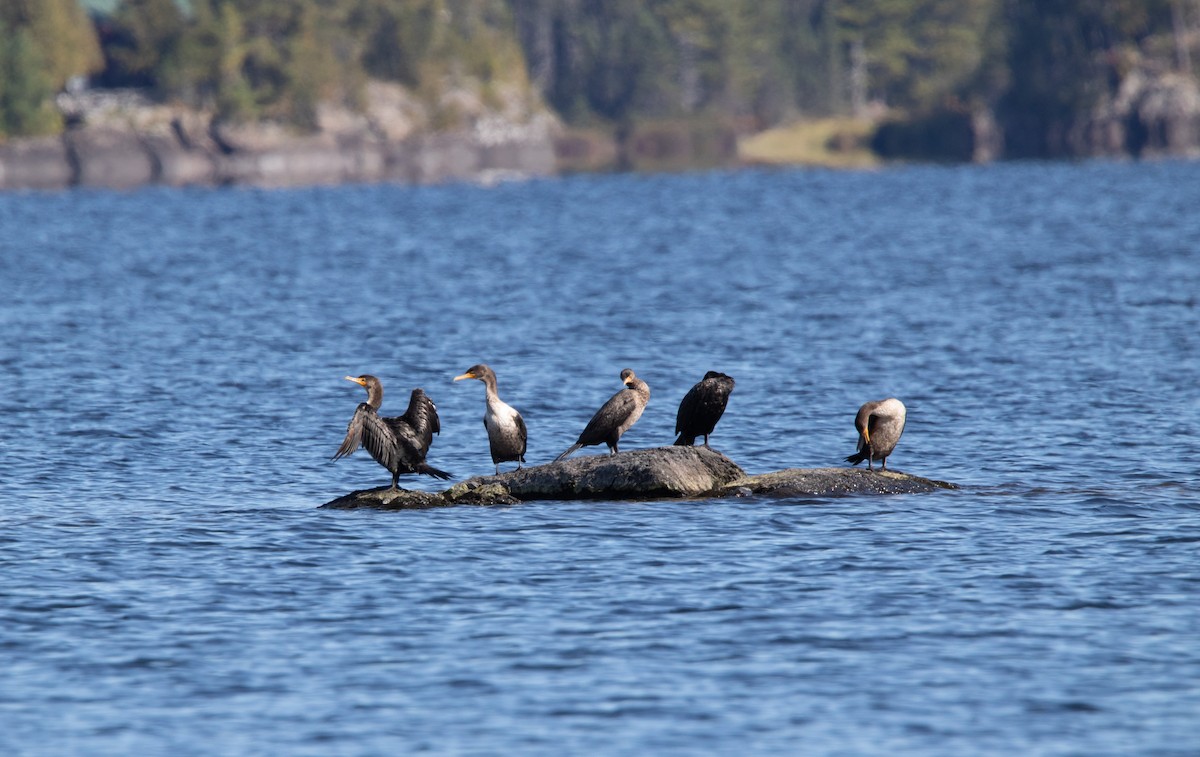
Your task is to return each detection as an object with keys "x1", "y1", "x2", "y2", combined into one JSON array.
[
  {"x1": 321, "y1": 447, "x2": 958, "y2": 510},
  {"x1": 467, "y1": 446, "x2": 746, "y2": 501},
  {"x1": 725, "y1": 467, "x2": 957, "y2": 498}
]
